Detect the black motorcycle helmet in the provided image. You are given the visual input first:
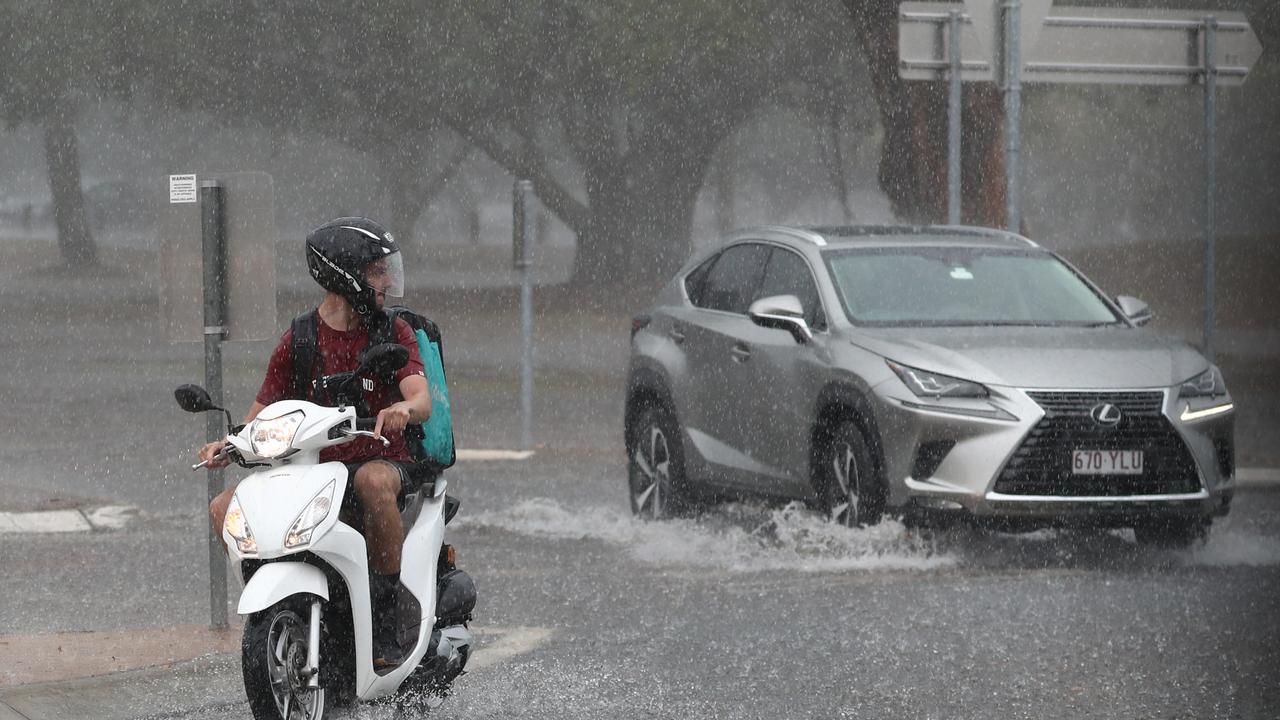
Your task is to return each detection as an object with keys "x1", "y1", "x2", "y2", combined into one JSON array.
[{"x1": 305, "y1": 217, "x2": 404, "y2": 316}]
